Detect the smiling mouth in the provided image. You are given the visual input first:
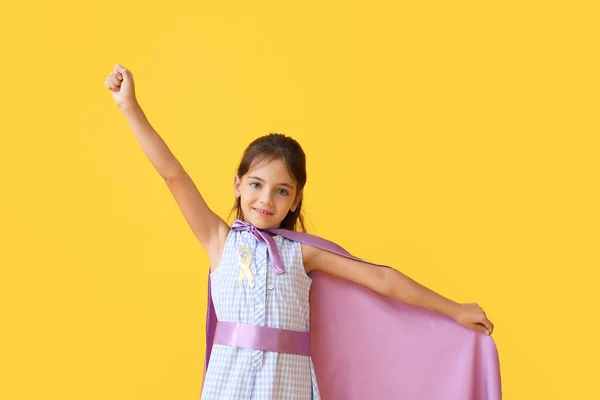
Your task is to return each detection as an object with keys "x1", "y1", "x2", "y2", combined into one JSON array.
[{"x1": 254, "y1": 208, "x2": 273, "y2": 216}]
